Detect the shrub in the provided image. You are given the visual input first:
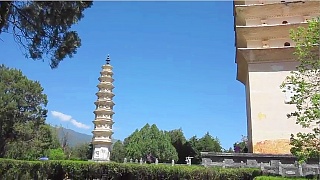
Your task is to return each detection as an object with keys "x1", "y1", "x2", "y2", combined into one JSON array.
[
  {"x1": 0, "y1": 158, "x2": 261, "y2": 180},
  {"x1": 254, "y1": 176, "x2": 316, "y2": 180},
  {"x1": 48, "y1": 148, "x2": 65, "y2": 160}
]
